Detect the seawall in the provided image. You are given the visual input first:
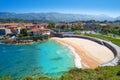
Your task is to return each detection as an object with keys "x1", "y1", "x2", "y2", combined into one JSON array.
[{"x1": 61, "y1": 35, "x2": 120, "y2": 67}]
